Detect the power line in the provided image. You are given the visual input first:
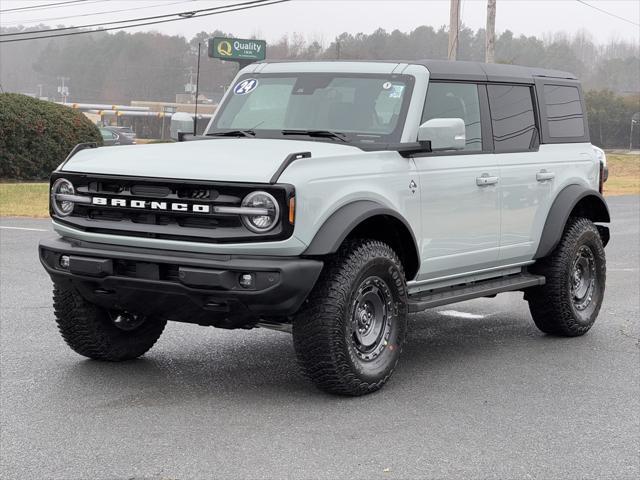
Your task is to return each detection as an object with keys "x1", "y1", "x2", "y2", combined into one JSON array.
[
  {"x1": 0, "y1": 0, "x2": 197, "y2": 27},
  {"x1": 0, "y1": 0, "x2": 289, "y2": 43},
  {"x1": 575, "y1": 0, "x2": 639, "y2": 28},
  {"x1": 0, "y1": 0, "x2": 92, "y2": 14},
  {"x1": 1, "y1": 0, "x2": 269, "y2": 37},
  {"x1": 1, "y1": 0, "x2": 106, "y2": 16}
]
